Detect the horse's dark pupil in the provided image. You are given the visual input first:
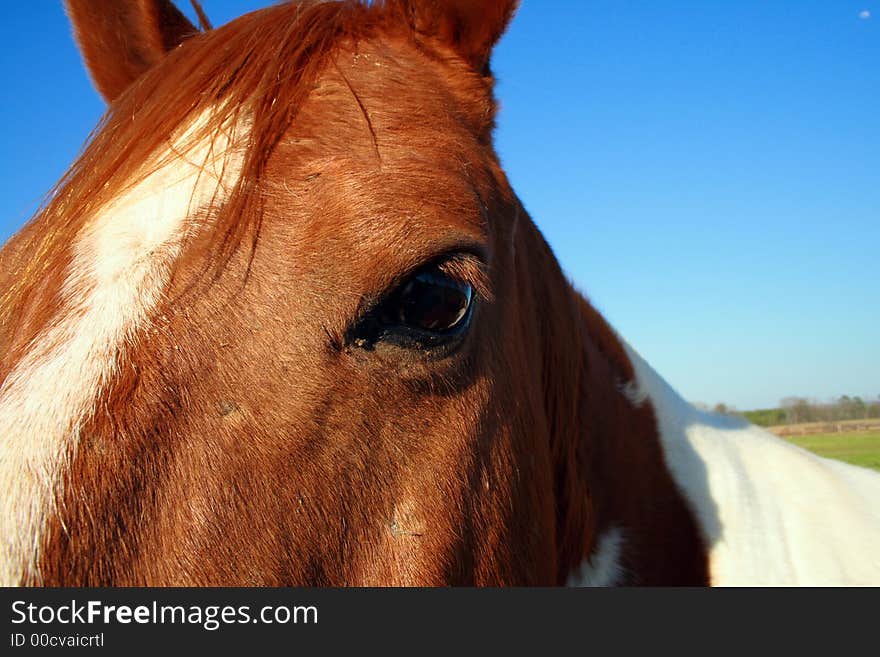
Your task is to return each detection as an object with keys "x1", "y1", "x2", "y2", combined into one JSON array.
[{"x1": 398, "y1": 271, "x2": 472, "y2": 331}]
